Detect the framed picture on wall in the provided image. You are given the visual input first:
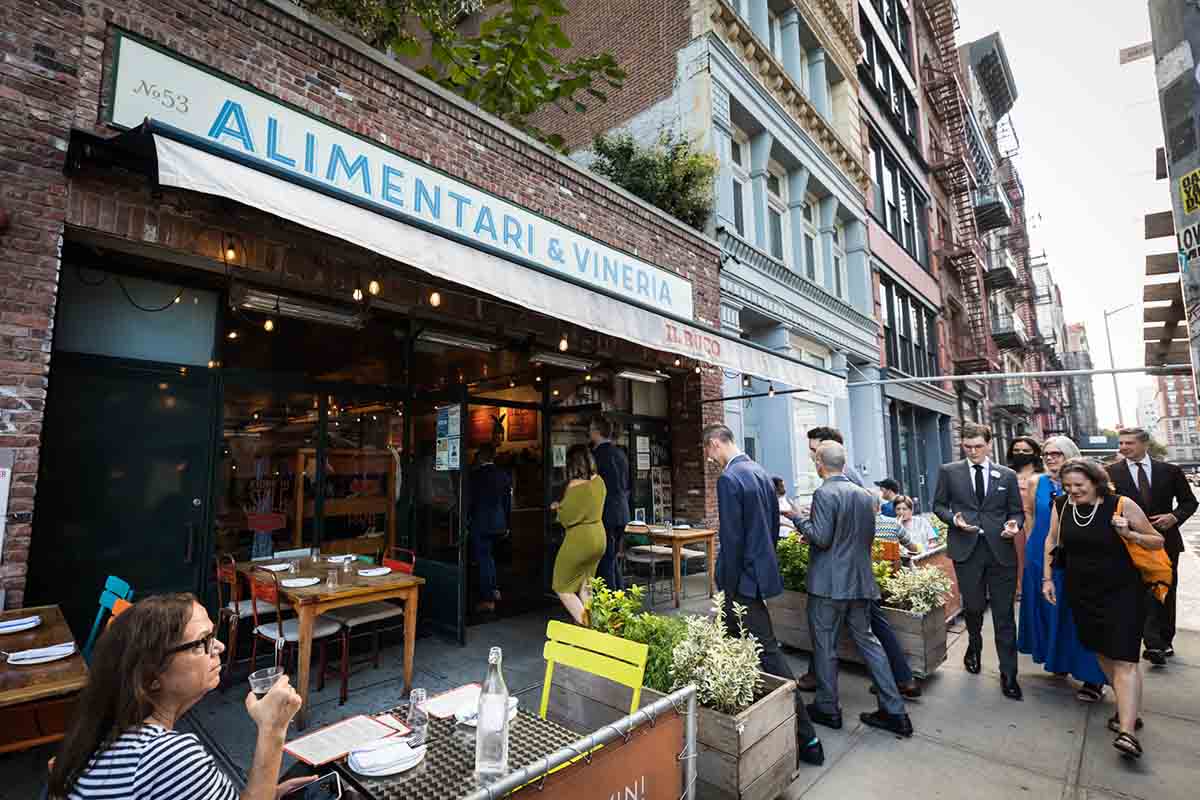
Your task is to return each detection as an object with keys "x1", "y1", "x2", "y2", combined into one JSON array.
[
  {"x1": 634, "y1": 508, "x2": 646, "y2": 523},
  {"x1": 507, "y1": 407, "x2": 539, "y2": 441}
]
